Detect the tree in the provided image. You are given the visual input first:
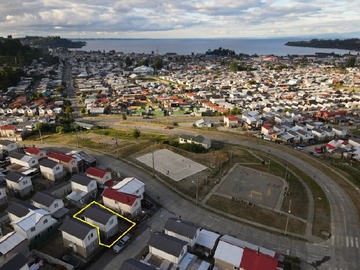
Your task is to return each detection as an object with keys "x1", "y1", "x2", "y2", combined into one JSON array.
[
  {"x1": 125, "y1": 57, "x2": 132, "y2": 67},
  {"x1": 229, "y1": 61, "x2": 238, "y2": 72},
  {"x1": 345, "y1": 57, "x2": 356, "y2": 67},
  {"x1": 56, "y1": 126, "x2": 64, "y2": 134},
  {"x1": 80, "y1": 107, "x2": 86, "y2": 114},
  {"x1": 151, "y1": 57, "x2": 163, "y2": 70},
  {"x1": 132, "y1": 129, "x2": 141, "y2": 139}
]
